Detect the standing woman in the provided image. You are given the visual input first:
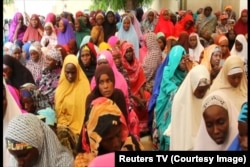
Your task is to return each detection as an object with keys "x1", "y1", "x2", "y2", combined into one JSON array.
[
  {"x1": 233, "y1": 9, "x2": 248, "y2": 36},
  {"x1": 54, "y1": 54, "x2": 90, "y2": 156},
  {"x1": 8, "y1": 12, "x2": 27, "y2": 43},
  {"x1": 154, "y1": 45, "x2": 187, "y2": 151},
  {"x1": 36, "y1": 47, "x2": 63, "y2": 107},
  {"x1": 188, "y1": 32, "x2": 204, "y2": 63},
  {"x1": 22, "y1": 14, "x2": 44, "y2": 43},
  {"x1": 57, "y1": 18, "x2": 76, "y2": 45},
  {"x1": 91, "y1": 12, "x2": 105, "y2": 46},
  {"x1": 78, "y1": 42, "x2": 97, "y2": 83},
  {"x1": 141, "y1": 9, "x2": 158, "y2": 35},
  {"x1": 103, "y1": 11, "x2": 117, "y2": 42}
]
